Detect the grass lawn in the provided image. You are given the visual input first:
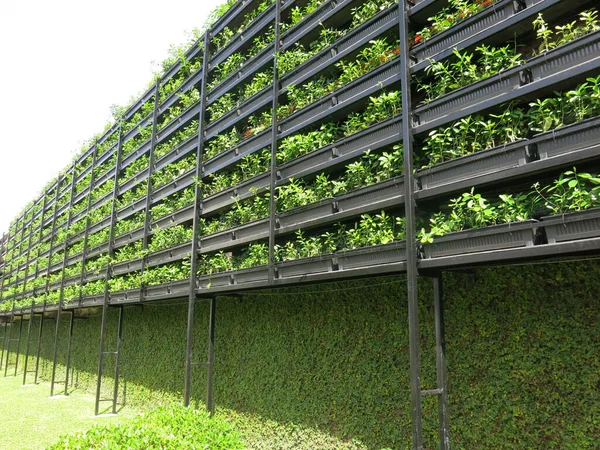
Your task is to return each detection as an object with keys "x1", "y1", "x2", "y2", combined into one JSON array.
[{"x1": 0, "y1": 375, "x2": 138, "y2": 449}]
